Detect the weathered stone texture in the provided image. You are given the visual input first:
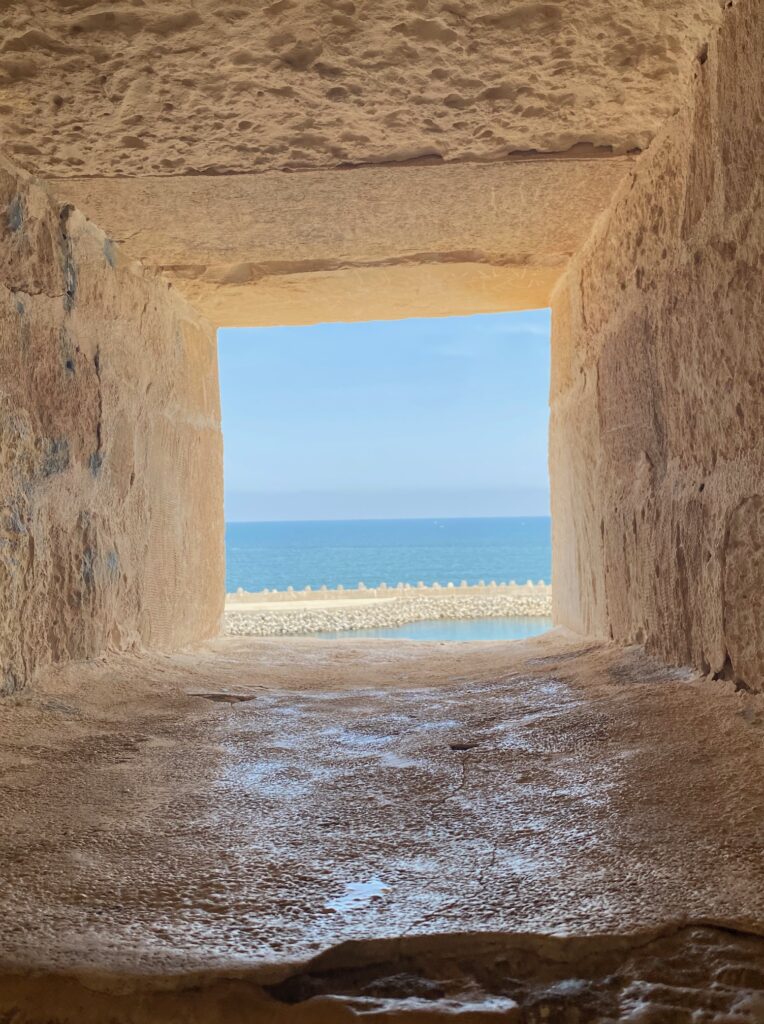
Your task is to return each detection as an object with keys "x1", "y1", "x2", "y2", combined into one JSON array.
[
  {"x1": 49, "y1": 154, "x2": 632, "y2": 326},
  {"x1": 0, "y1": 0, "x2": 722, "y2": 326},
  {"x1": 0, "y1": 1, "x2": 720, "y2": 178},
  {"x1": 550, "y1": 0, "x2": 763, "y2": 690},
  {"x1": 0, "y1": 157, "x2": 224, "y2": 689}
]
